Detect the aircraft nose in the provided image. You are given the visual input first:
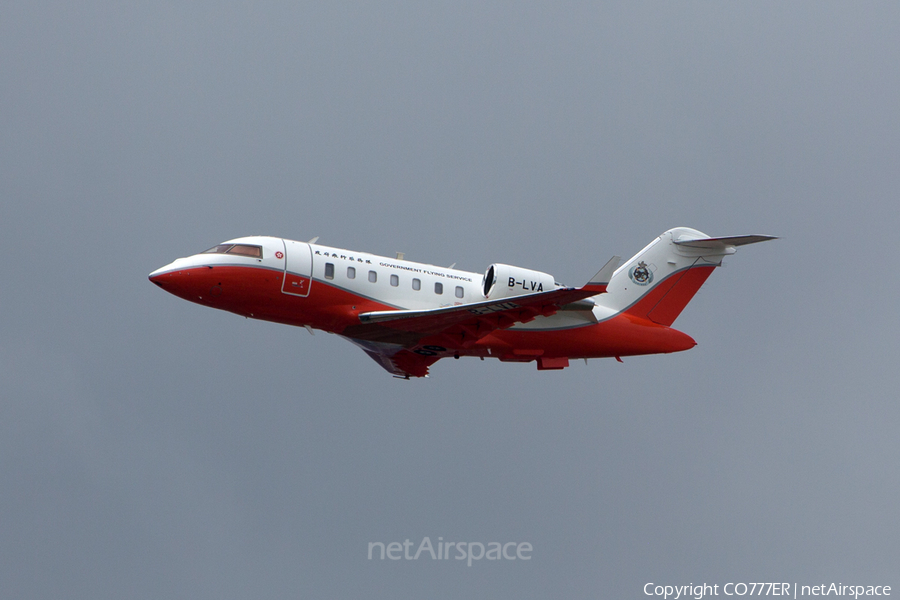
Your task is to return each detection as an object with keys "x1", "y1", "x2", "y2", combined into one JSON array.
[
  {"x1": 148, "y1": 264, "x2": 176, "y2": 288},
  {"x1": 148, "y1": 269, "x2": 165, "y2": 288},
  {"x1": 148, "y1": 267, "x2": 179, "y2": 294},
  {"x1": 148, "y1": 262, "x2": 210, "y2": 301}
]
